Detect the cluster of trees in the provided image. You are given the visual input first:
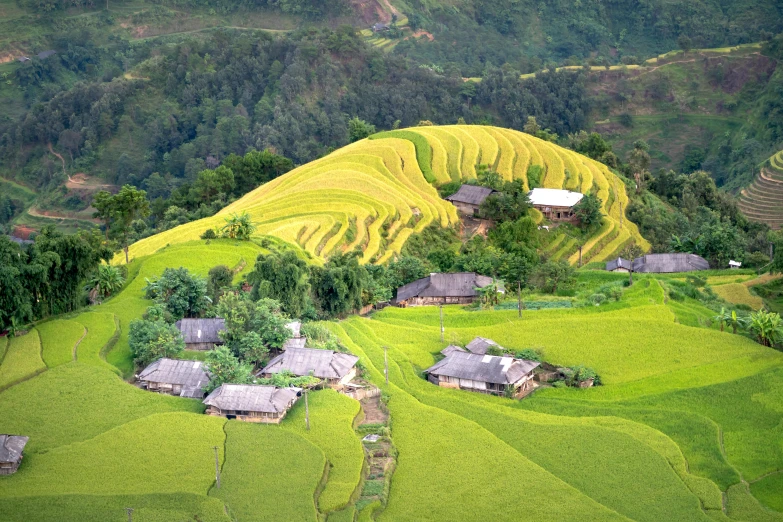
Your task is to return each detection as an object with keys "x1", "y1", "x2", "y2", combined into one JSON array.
[{"x1": 0, "y1": 226, "x2": 113, "y2": 332}]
